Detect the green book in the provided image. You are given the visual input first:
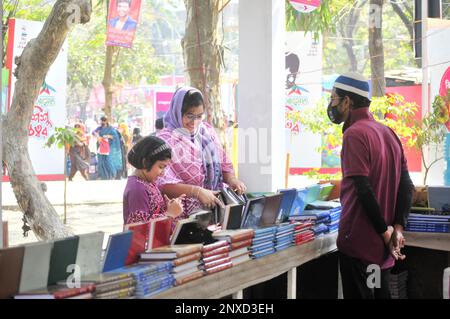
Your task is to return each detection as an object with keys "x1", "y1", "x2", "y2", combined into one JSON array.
[{"x1": 48, "y1": 236, "x2": 79, "y2": 286}]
